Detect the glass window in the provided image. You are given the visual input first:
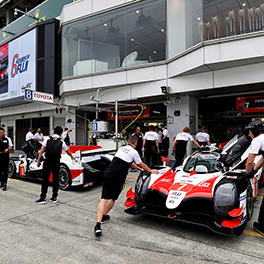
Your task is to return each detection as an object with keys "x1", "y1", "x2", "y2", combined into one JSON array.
[
  {"x1": 62, "y1": 0, "x2": 166, "y2": 78},
  {"x1": 202, "y1": 0, "x2": 262, "y2": 41}
]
